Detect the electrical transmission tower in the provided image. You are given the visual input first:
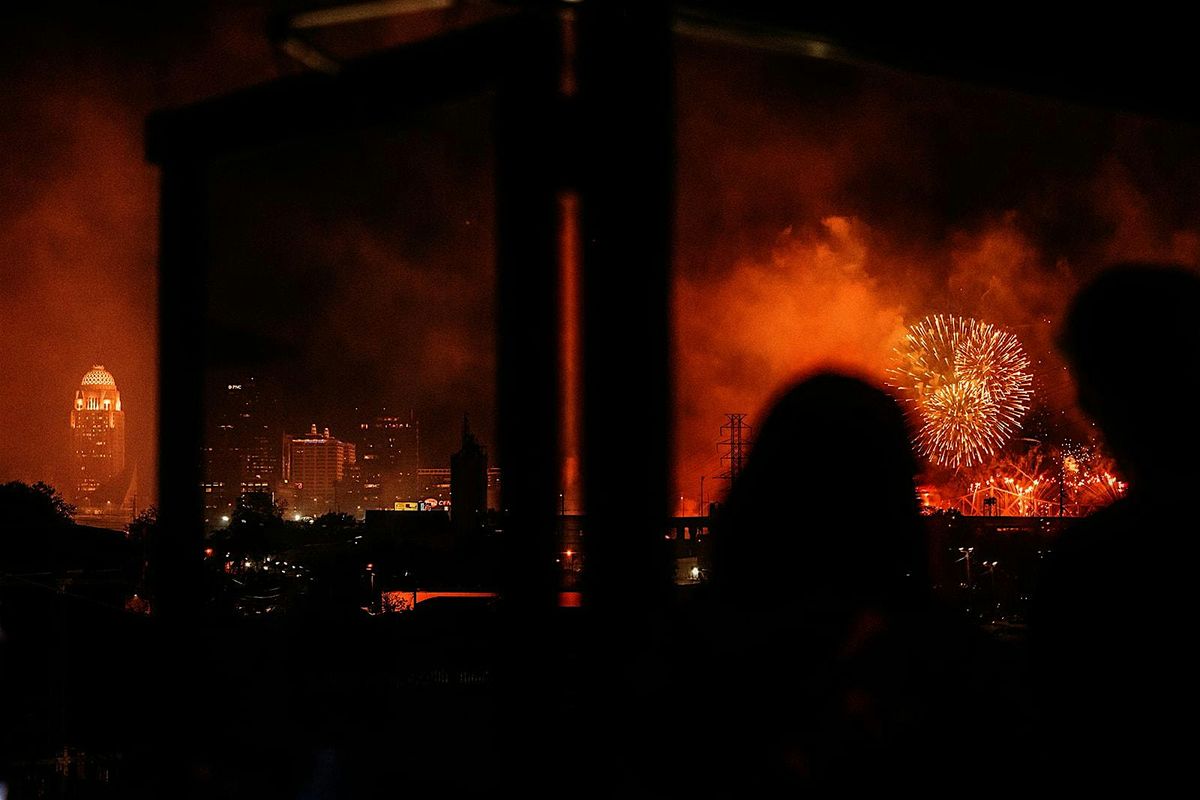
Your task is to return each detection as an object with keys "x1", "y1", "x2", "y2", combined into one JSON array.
[{"x1": 718, "y1": 413, "x2": 752, "y2": 486}]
